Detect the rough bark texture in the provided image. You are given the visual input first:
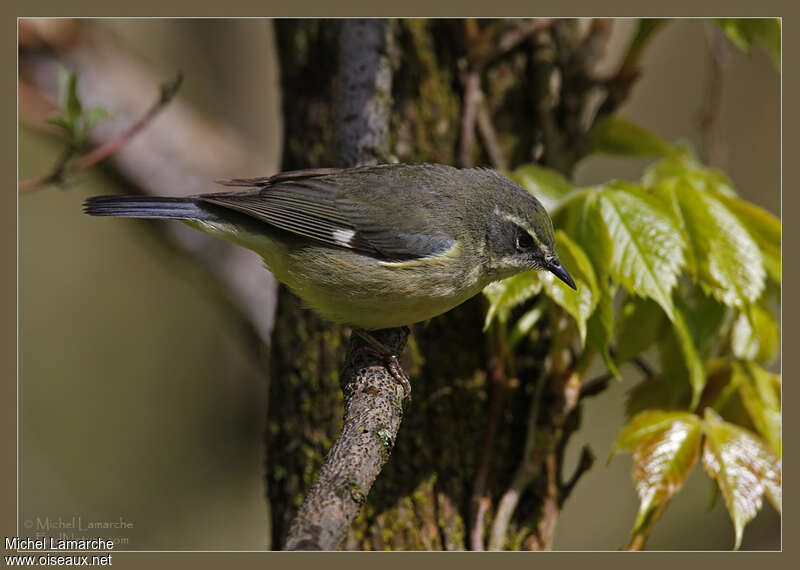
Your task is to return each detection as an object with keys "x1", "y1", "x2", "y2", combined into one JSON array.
[
  {"x1": 282, "y1": 19, "x2": 408, "y2": 551},
  {"x1": 284, "y1": 328, "x2": 409, "y2": 550},
  {"x1": 270, "y1": 18, "x2": 632, "y2": 551},
  {"x1": 20, "y1": 17, "x2": 645, "y2": 551},
  {"x1": 335, "y1": 19, "x2": 395, "y2": 165}
]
